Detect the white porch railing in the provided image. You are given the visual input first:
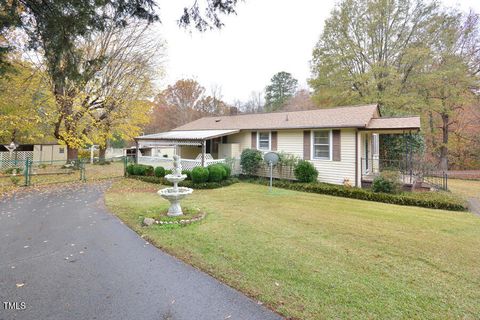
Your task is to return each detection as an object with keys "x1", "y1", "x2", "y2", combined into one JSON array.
[
  {"x1": 137, "y1": 156, "x2": 174, "y2": 169},
  {"x1": 137, "y1": 156, "x2": 227, "y2": 171}
]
